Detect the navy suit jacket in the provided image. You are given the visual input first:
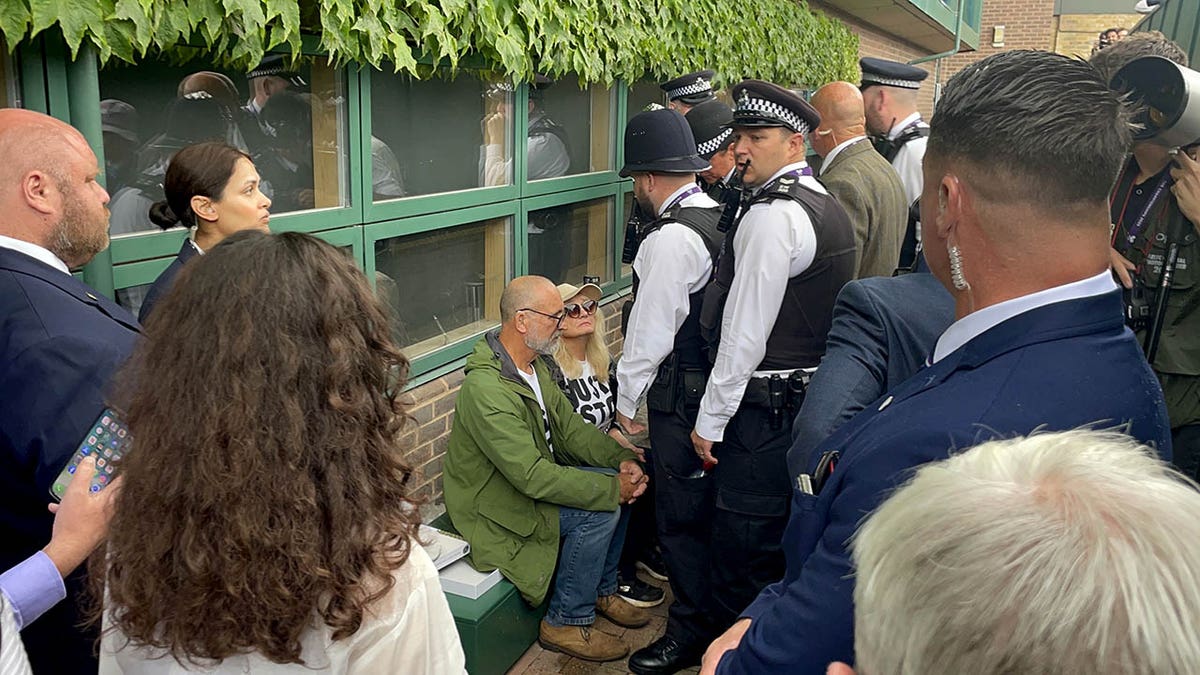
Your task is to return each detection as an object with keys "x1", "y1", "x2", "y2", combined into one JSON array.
[
  {"x1": 718, "y1": 289, "x2": 1172, "y2": 675},
  {"x1": 788, "y1": 272, "x2": 955, "y2": 477},
  {"x1": 0, "y1": 247, "x2": 140, "y2": 672},
  {"x1": 138, "y1": 239, "x2": 198, "y2": 323}
]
